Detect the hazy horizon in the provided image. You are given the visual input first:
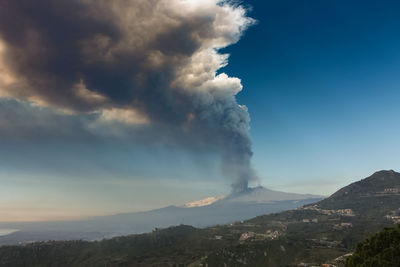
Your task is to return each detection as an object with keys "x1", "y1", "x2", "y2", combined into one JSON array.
[{"x1": 1, "y1": 0, "x2": 400, "y2": 222}]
